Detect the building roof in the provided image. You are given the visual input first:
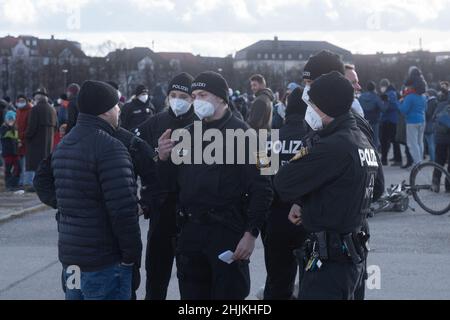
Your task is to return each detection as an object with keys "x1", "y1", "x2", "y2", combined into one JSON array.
[
  {"x1": 106, "y1": 47, "x2": 163, "y2": 65},
  {"x1": 235, "y1": 38, "x2": 352, "y2": 61},
  {"x1": 0, "y1": 35, "x2": 87, "y2": 58},
  {"x1": 158, "y1": 52, "x2": 199, "y2": 64}
]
